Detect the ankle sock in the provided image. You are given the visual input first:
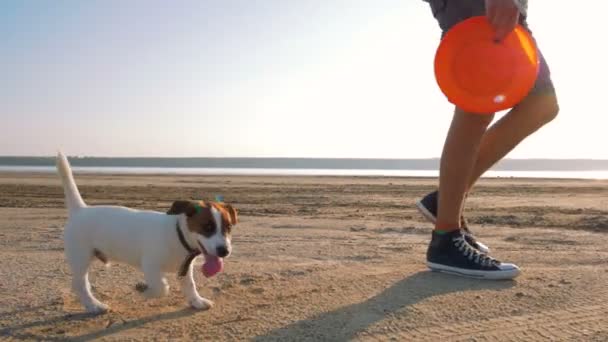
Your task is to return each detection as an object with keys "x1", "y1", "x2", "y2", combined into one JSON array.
[{"x1": 435, "y1": 221, "x2": 459, "y2": 233}]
